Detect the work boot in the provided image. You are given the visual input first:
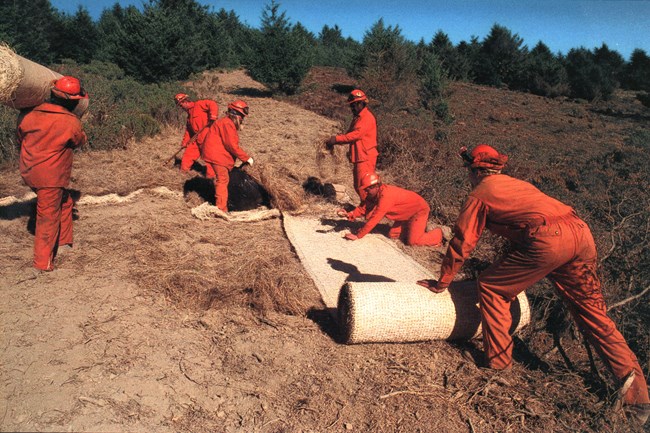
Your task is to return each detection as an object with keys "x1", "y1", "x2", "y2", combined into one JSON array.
[{"x1": 56, "y1": 244, "x2": 73, "y2": 256}]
